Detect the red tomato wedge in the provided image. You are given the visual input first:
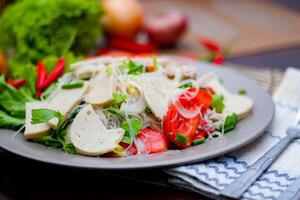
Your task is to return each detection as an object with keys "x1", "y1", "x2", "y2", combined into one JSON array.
[
  {"x1": 163, "y1": 88, "x2": 212, "y2": 148},
  {"x1": 178, "y1": 88, "x2": 212, "y2": 114},
  {"x1": 138, "y1": 128, "x2": 169, "y2": 154},
  {"x1": 168, "y1": 115, "x2": 200, "y2": 148},
  {"x1": 120, "y1": 128, "x2": 169, "y2": 155}
]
